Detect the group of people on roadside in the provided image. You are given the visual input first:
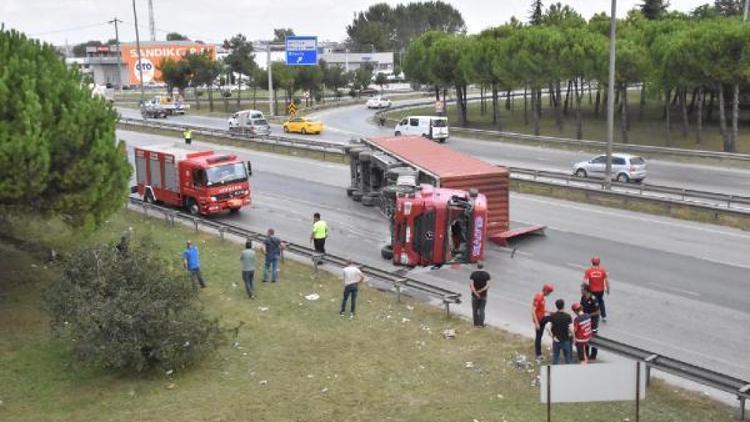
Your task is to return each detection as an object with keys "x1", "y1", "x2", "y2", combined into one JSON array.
[
  {"x1": 180, "y1": 212, "x2": 365, "y2": 318},
  {"x1": 532, "y1": 256, "x2": 610, "y2": 365}
]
